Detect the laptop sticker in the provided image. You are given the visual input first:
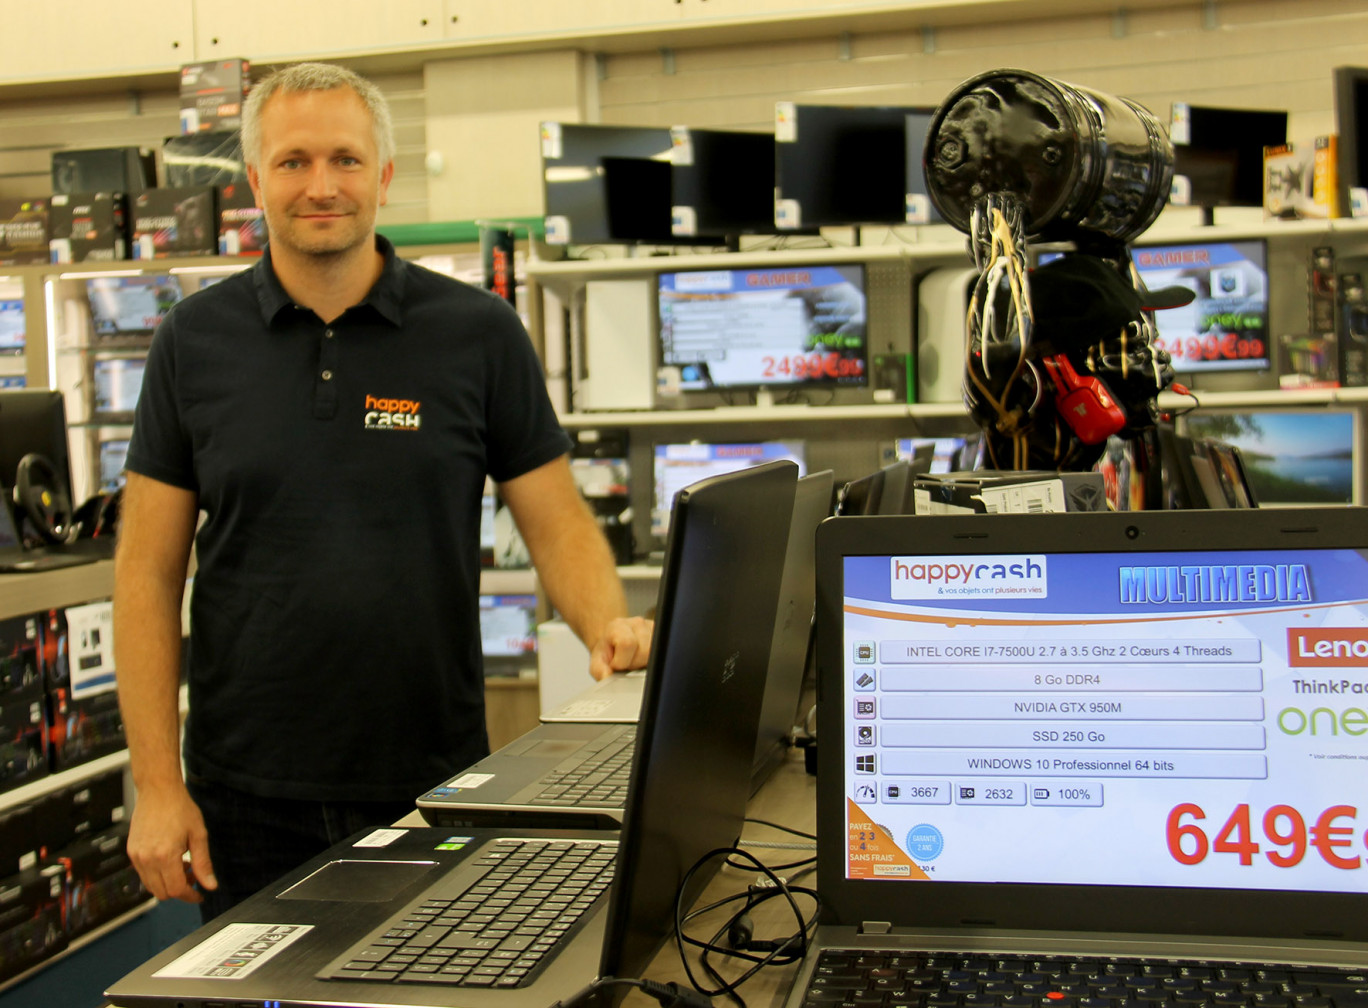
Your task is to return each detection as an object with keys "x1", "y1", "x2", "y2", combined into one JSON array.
[
  {"x1": 352, "y1": 828, "x2": 406, "y2": 848},
  {"x1": 152, "y1": 923, "x2": 314, "y2": 979}
]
